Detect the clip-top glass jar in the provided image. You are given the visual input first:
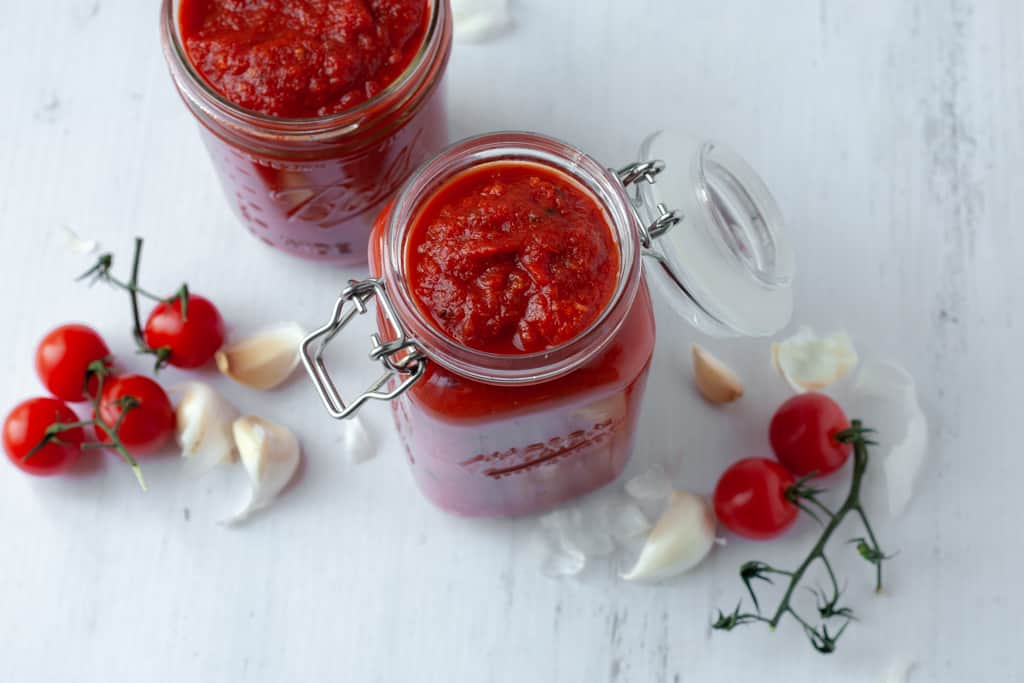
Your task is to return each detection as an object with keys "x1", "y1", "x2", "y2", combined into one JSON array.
[
  {"x1": 302, "y1": 131, "x2": 794, "y2": 517},
  {"x1": 160, "y1": 0, "x2": 452, "y2": 263}
]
